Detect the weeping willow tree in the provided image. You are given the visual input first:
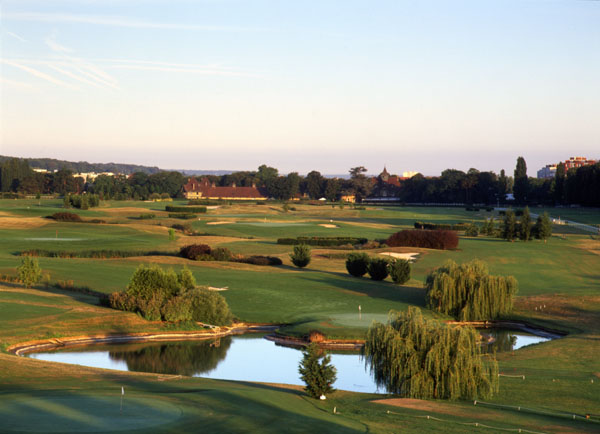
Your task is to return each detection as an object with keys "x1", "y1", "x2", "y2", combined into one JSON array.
[
  {"x1": 425, "y1": 260, "x2": 518, "y2": 321},
  {"x1": 364, "y1": 306, "x2": 499, "y2": 400}
]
